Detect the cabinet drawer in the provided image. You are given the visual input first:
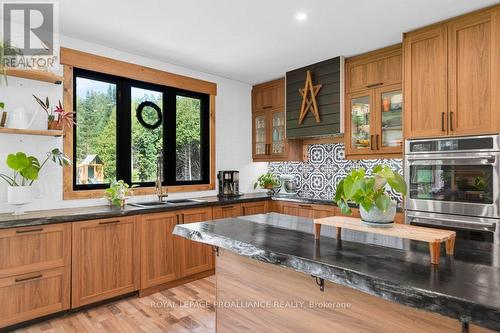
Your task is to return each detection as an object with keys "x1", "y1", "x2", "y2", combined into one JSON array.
[
  {"x1": 213, "y1": 204, "x2": 242, "y2": 219},
  {"x1": 0, "y1": 266, "x2": 70, "y2": 328},
  {"x1": 0, "y1": 224, "x2": 71, "y2": 278},
  {"x1": 241, "y1": 201, "x2": 268, "y2": 216}
]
